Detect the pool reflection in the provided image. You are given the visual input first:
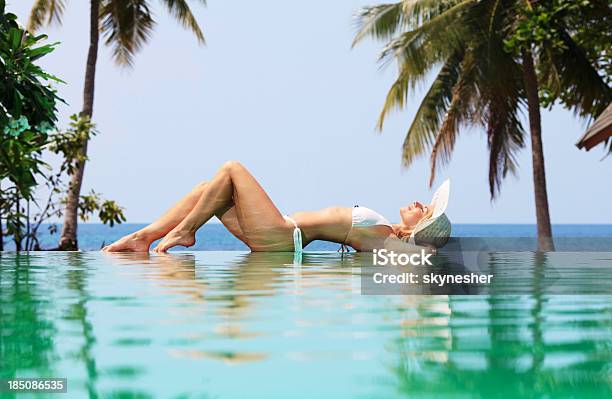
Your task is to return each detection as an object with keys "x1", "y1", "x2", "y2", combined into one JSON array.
[{"x1": 0, "y1": 251, "x2": 610, "y2": 398}]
